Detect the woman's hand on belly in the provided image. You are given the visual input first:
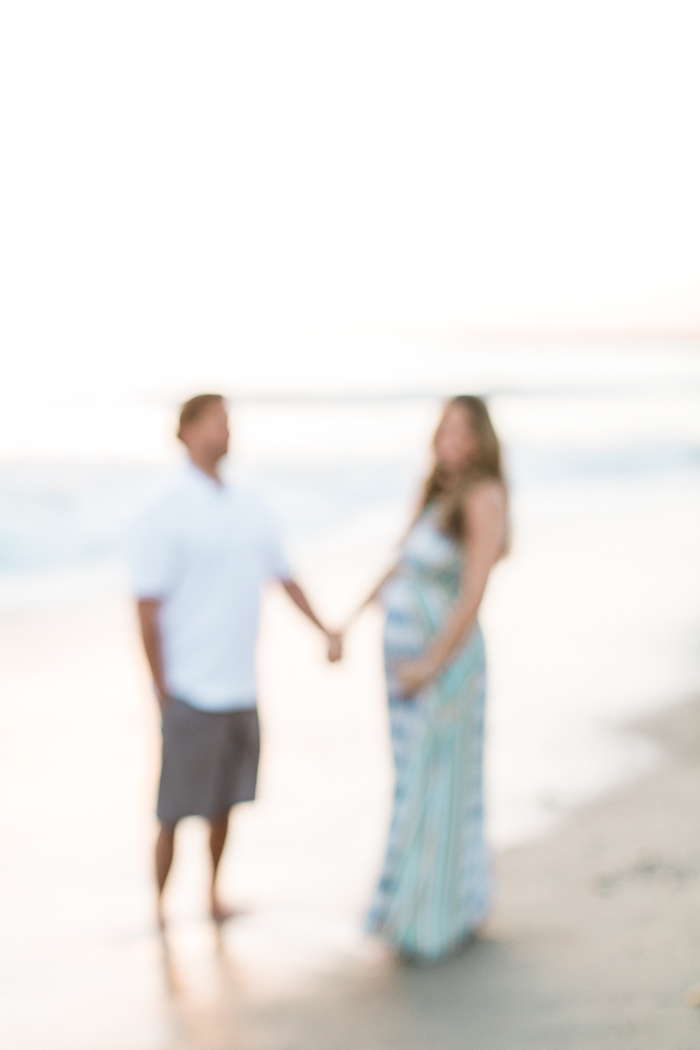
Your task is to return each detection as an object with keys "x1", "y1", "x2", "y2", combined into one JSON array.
[{"x1": 395, "y1": 655, "x2": 437, "y2": 698}]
